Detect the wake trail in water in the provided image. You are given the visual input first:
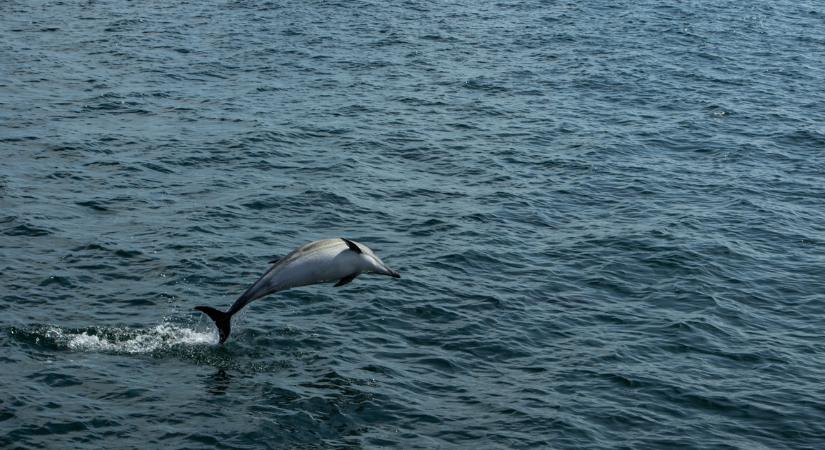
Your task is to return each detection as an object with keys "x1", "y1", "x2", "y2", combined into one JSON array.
[{"x1": 9, "y1": 323, "x2": 217, "y2": 354}]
